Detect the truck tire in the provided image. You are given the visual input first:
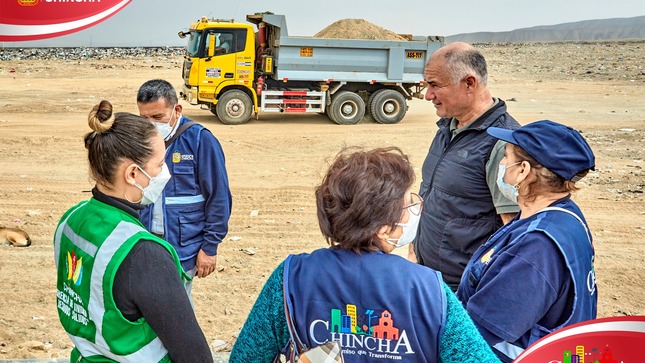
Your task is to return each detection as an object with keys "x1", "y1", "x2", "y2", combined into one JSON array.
[
  {"x1": 209, "y1": 104, "x2": 218, "y2": 116},
  {"x1": 369, "y1": 89, "x2": 407, "y2": 124},
  {"x1": 215, "y1": 90, "x2": 253, "y2": 125},
  {"x1": 328, "y1": 91, "x2": 365, "y2": 125},
  {"x1": 364, "y1": 91, "x2": 380, "y2": 121}
]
